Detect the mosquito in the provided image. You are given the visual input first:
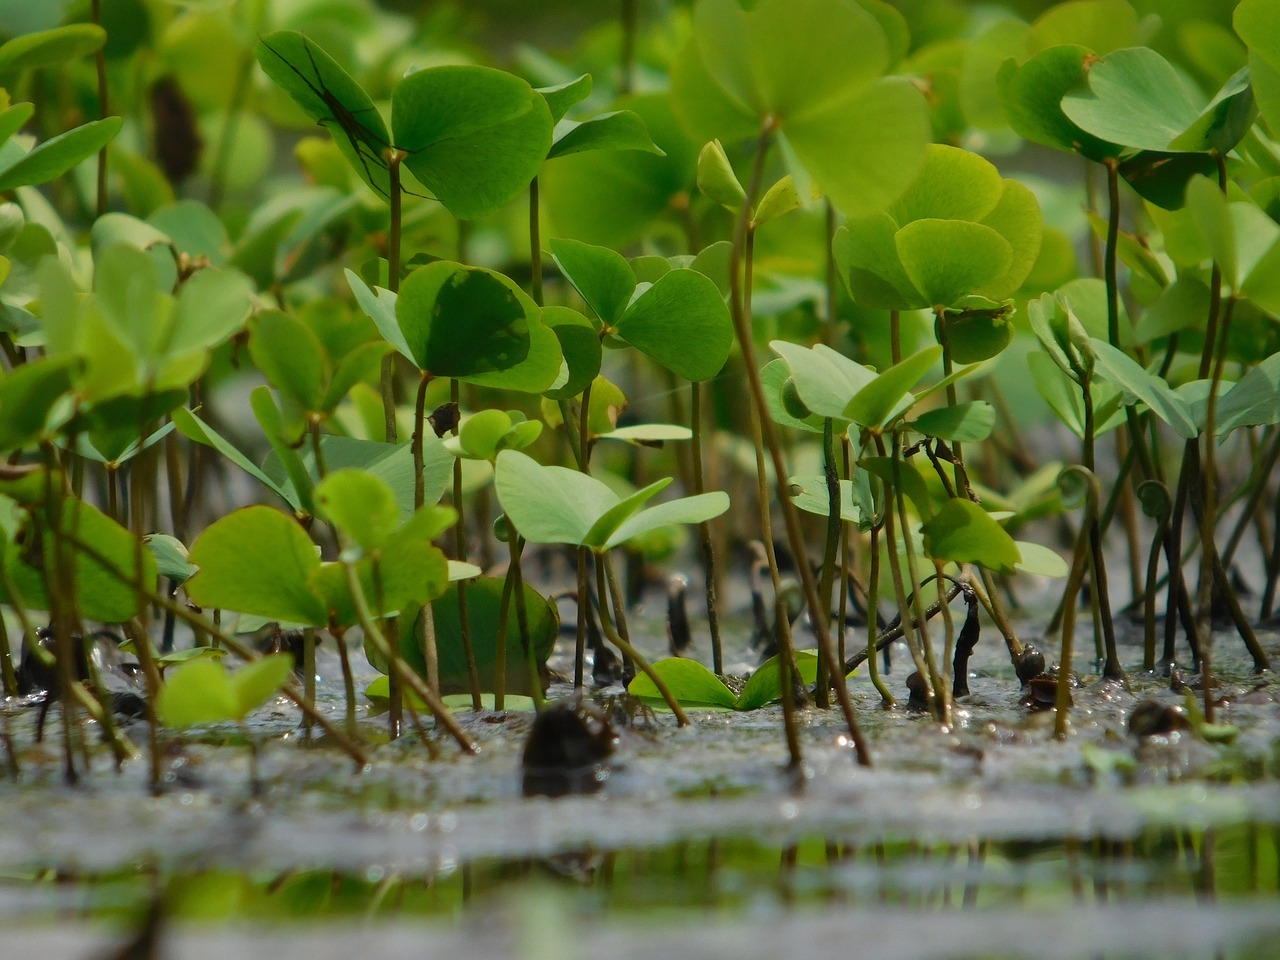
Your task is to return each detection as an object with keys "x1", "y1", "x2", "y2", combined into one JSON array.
[{"x1": 258, "y1": 34, "x2": 426, "y2": 202}]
